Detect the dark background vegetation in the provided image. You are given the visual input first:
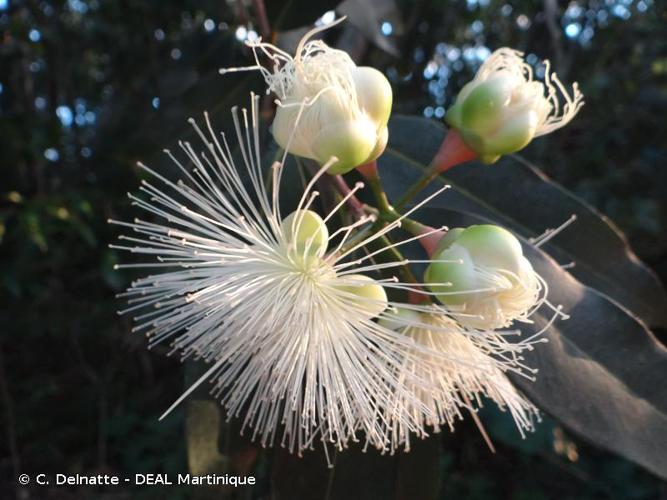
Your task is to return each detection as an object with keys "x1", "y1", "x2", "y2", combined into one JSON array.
[{"x1": 1, "y1": 0, "x2": 666, "y2": 498}]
